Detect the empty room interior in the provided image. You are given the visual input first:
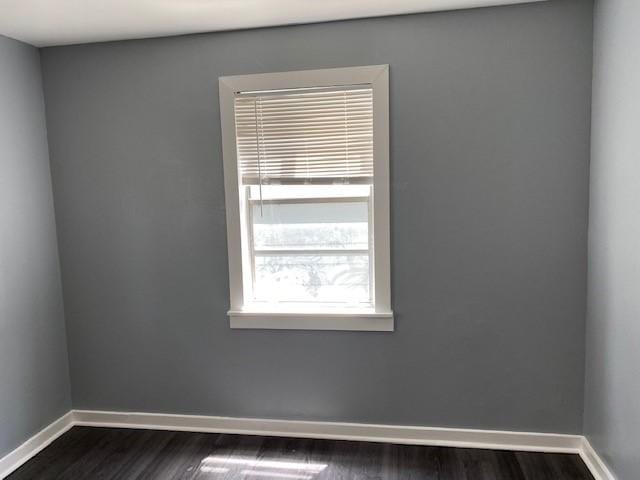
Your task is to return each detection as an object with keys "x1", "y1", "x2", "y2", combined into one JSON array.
[{"x1": 0, "y1": 0, "x2": 637, "y2": 478}]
